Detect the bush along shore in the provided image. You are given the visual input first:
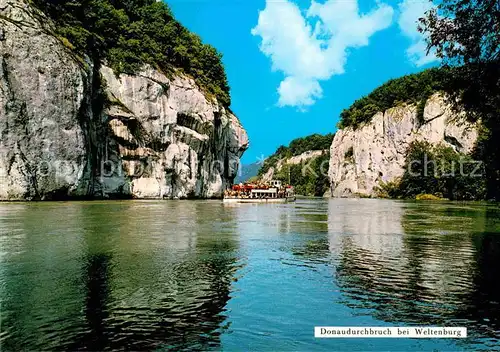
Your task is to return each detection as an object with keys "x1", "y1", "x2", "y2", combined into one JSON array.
[{"x1": 375, "y1": 141, "x2": 486, "y2": 201}]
